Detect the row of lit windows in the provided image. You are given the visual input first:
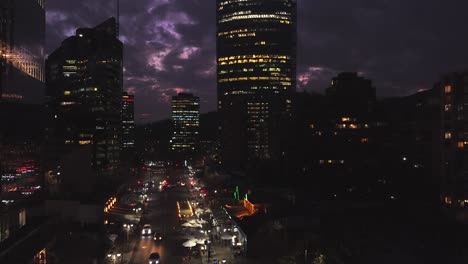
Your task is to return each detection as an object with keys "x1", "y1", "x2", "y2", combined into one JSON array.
[
  {"x1": 219, "y1": 58, "x2": 288, "y2": 65},
  {"x1": 218, "y1": 76, "x2": 291, "y2": 83},
  {"x1": 172, "y1": 110, "x2": 199, "y2": 113},
  {"x1": 64, "y1": 87, "x2": 99, "y2": 95},
  {"x1": 218, "y1": 0, "x2": 256, "y2": 6},
  {"x1": 218, "y1": 28, "x2": 251, "y2": 36},
  {"x1": 219, "y1": 67, "x2": 282, "y2": 74},
  {"x1": 335, "y1": 123, "x2": 369, "y2": 129},
  {"x1": 219, "y1": 14, "x2": 290, "y2": 23},
  {"x1": 63, "y1": 65, "x2": 78, "y2": 71},
  {"x1": 219, "y1": 54, "x2": 289, "y2": 61},
  {"x1": 173, "y1": 118, "x2": 199, "y2": 121}
]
